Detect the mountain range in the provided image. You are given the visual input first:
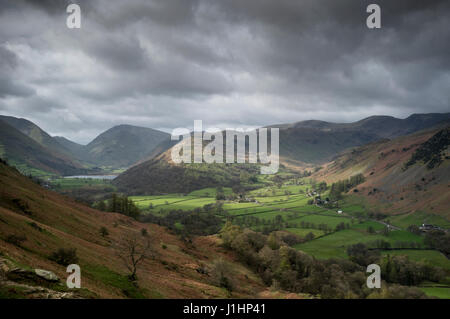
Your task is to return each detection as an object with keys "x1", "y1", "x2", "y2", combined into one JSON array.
[
  {"x1": 0, "y1": 118, "x2": 87, "y2": 176},
  {"x1": 64, "y1": 124, "x2": 170, "y2": 168},
  {"x1": 275, "y1": 113, "x2": 450, "y2": 165},
  {"x1": 0, "y1": 115, "x2": 170, "y2": 174},
  {"x1": 1, "y1": 113, "x2": 449, "y2": 185},
  {"x1": 114, "y1": 113, "x2": 450, "y2": 194}
]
